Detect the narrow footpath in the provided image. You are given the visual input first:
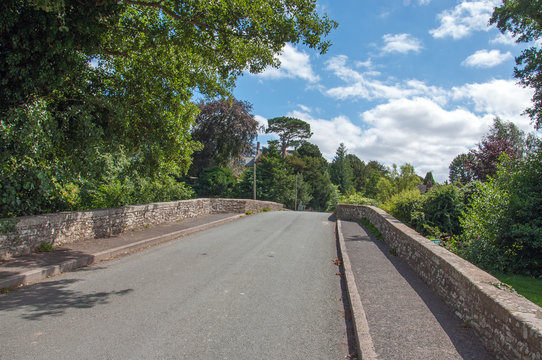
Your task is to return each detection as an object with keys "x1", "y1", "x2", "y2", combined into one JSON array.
[
  {"x1": 339, "y1": 220, "x2": 494, "y2": 360},
  {"x1": 0, "y1": 213, "x2": 242, "y2": 289}
]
